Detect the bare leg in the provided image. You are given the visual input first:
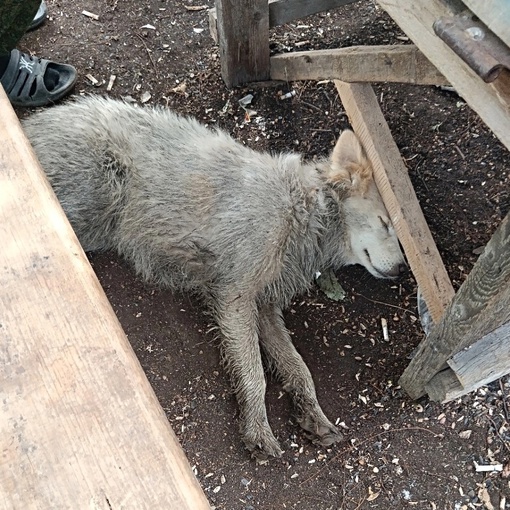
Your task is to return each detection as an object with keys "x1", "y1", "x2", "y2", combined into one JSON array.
[
  {"x1": 215, "y1": 293, "x2": 283, "y2": 460},
  {"x1": 258, "y1": 303, "x2": 342, "y2": 446}
]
